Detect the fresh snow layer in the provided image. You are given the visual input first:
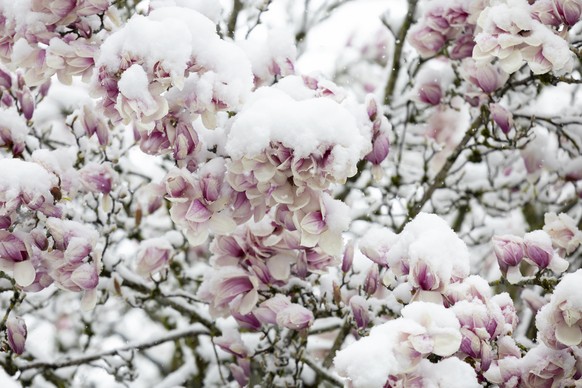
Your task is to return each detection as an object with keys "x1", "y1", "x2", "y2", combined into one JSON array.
[
  {"x1": 226, "y1": 86, "x2": 370, "y2": 176},
  {"x1": 0, "y1": 158, "x2": 57, "y2": 202}
]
